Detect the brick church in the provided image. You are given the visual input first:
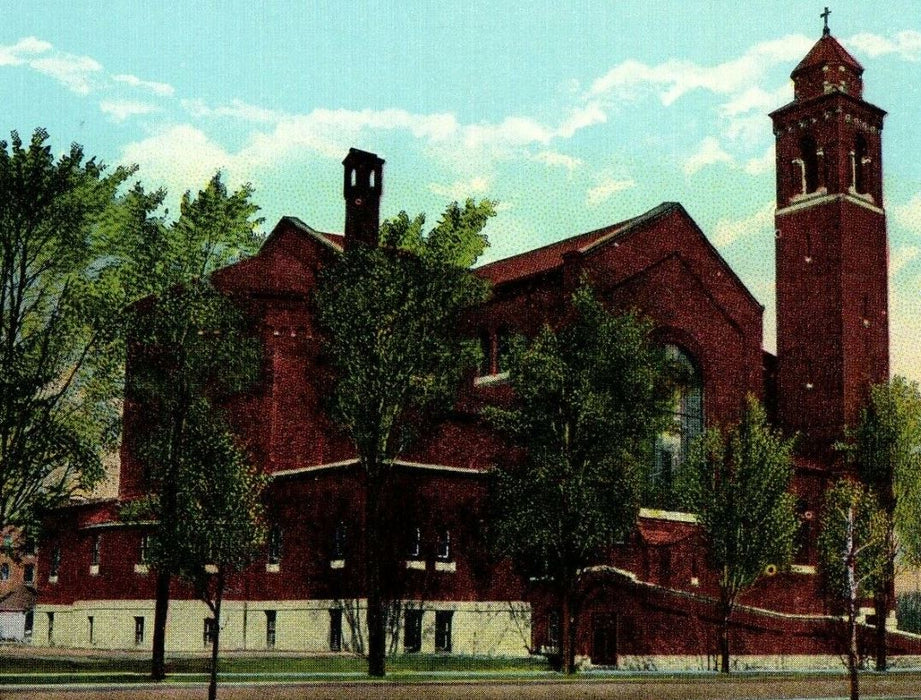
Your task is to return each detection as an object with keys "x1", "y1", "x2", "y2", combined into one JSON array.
[{"x1": 30, "y1": 28, "x2": 921, "y2": 665}]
